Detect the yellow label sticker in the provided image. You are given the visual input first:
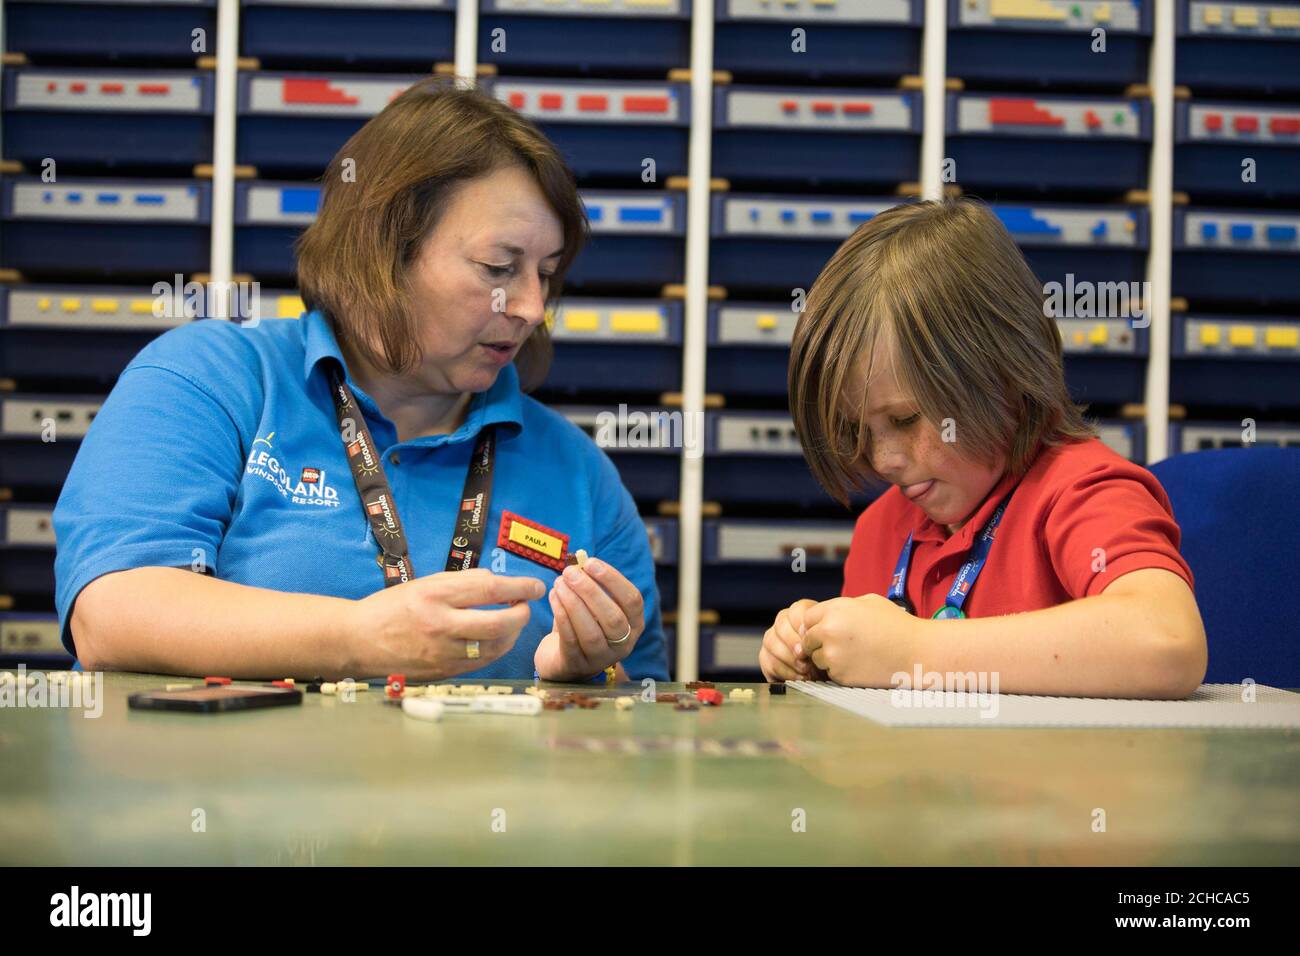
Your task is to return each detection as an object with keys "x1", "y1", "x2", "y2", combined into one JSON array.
[{"x1": 508, "y1": 521, "x2": 564, "y2": 559}]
